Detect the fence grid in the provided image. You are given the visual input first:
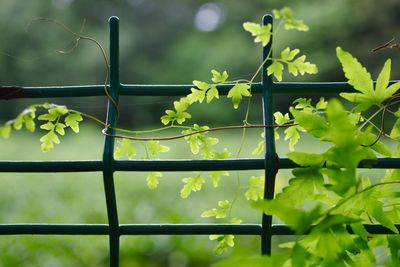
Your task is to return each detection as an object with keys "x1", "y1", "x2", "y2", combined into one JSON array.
[{"x1": 1, "y1": 15, "x2": 400, "y2": 267}]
